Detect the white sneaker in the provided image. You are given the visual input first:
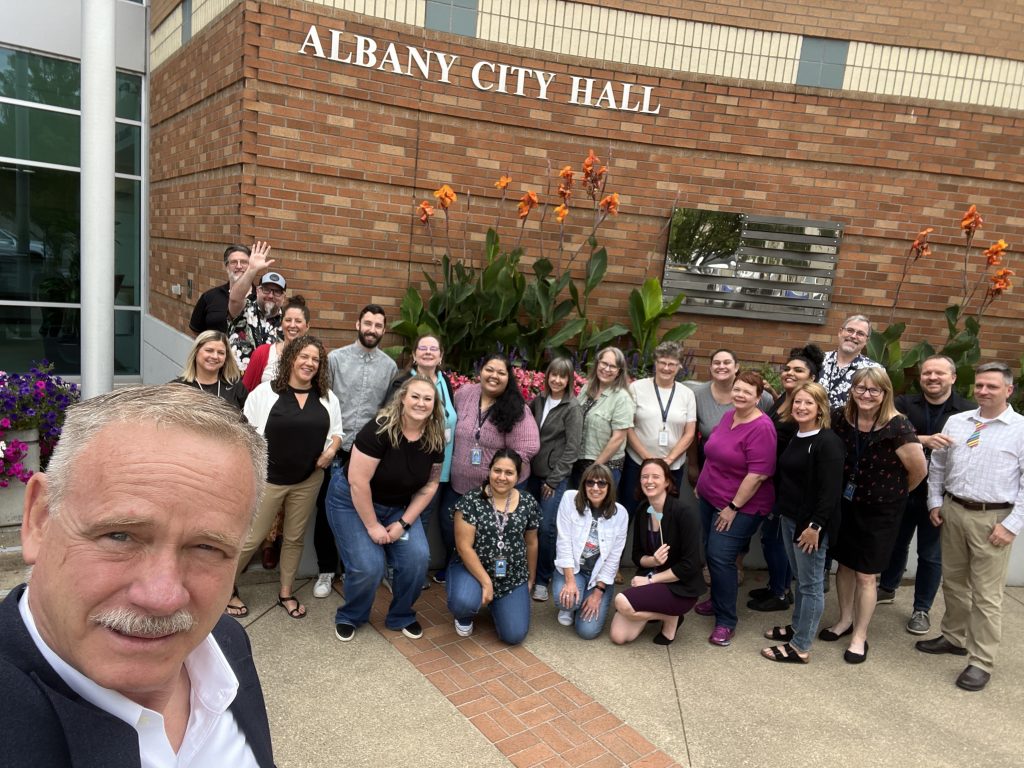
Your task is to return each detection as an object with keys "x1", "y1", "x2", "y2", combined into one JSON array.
[
  {"x1": 532, "y1": 584, "x2": 549, "y2": 602},
  {"x1": 557, "y1": 609, "x2": 574, "y2": 627},
  {"x1": 455, "y1": 619, "x2": 474, "y2": 637},
  {"x1": 313, "y1": 573, "x2": 333, "y2": 598}
]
